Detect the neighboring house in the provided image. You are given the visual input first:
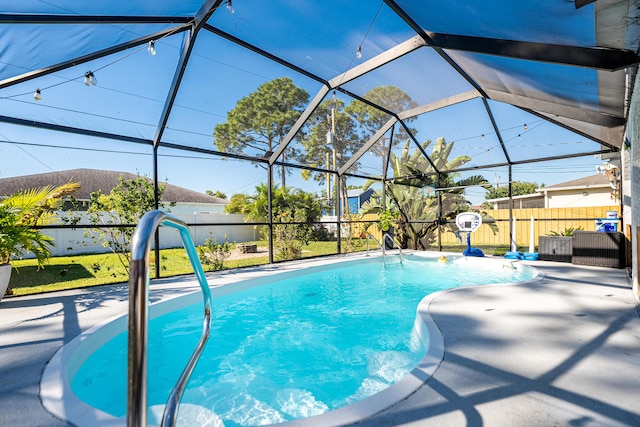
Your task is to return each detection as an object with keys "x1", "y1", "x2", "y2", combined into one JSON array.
[
  {"x1": 0, "y1": 169, "x2": 256, "y2": 256},
  {"x1": 346, "y1": 188, "x2": 373, "y2": 214},
  {"x1": 320, "y1": 188, "x2": 374, "y2": 237},
  {"x1": 538, "y1": 174, "x2": 617, "y2": 208},
  {"x1": 487, "y1": 174, "x2": 617, "y2": 209},
  {"x1": 0, "y1": 168, "x2": 229, "y2": 212},
  {"x1": 486, "y1": 193, "x2": 545, "y2": 210}
]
